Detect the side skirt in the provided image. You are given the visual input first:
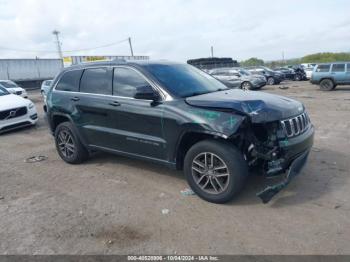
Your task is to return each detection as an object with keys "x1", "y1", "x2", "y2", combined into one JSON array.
[{"x1": 88, "y1": 144, "x2": 177, "y2": 170}]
